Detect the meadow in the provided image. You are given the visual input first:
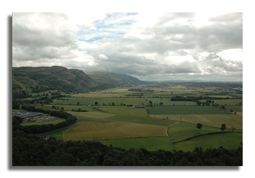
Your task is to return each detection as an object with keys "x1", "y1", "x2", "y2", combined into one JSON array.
[
  {"x1": 146, "y1": 98, "x2": 197, "y2": 105},
  {"x1": 149, "y1": 105, "x2": 229, "y2": 115},
  {"x1": 96, "y1": 106, "x2": 148, "y2": 117},
  {"x1": 20, "y1": 118, "x2": 66, "y2": 126},
  {"x1": 62, "y1": 121, "x2": 166, "y2": 141}
]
